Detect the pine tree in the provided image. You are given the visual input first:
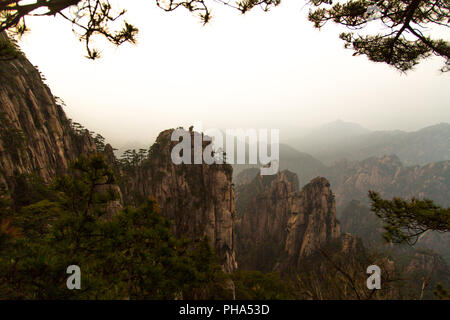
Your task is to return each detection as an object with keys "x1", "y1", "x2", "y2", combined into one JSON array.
[
  {"x1": 368, "y1": 191, "x2": 450, "y2": 245},
  {"x1": 0, "y1": 154, "x2": 225, "y2": 299},
  {"x1": 1, "y1": 1, "x2": 448, "y2": 70}
]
